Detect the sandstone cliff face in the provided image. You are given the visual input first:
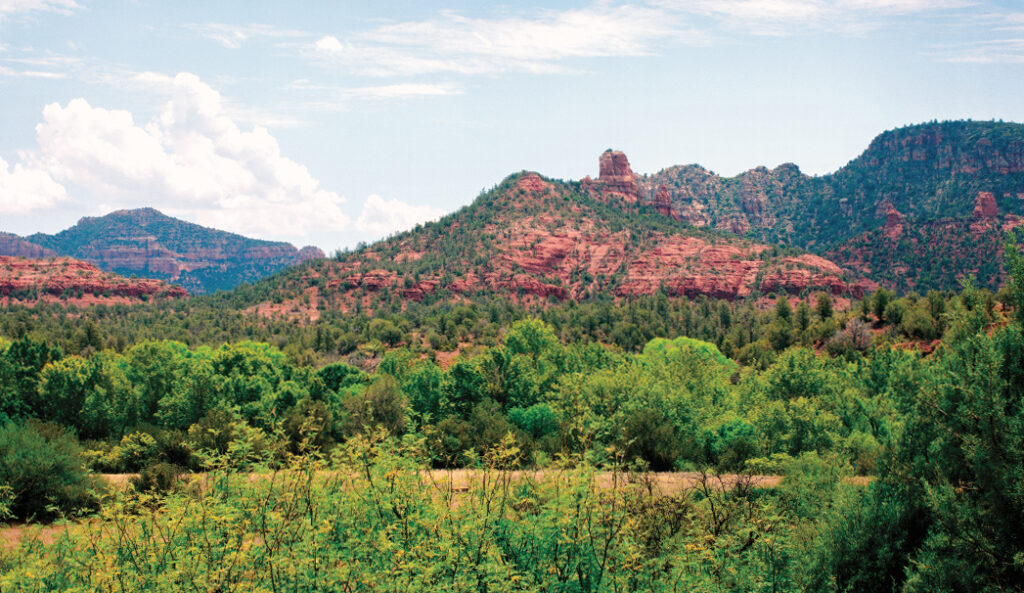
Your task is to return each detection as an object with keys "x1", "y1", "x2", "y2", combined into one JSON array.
[
  {"x1": 652, "y1": 186, "x2": 679, "y2": 220},
  {"x1": 866, "y1": 125, "x2": 1024, "y2": 175},
  {"x1": 974, "y1": 192, "x2": 999, "y2": 218},
  {"x1": 0, "y1": 234, "x2": 55, "y2": 259},
  {"x1": 298, "y1": 246, "x2": 326, "y2": 260},
  {"x1": 0, "y1": 256, "x2": 186, "y2": 306},
  {"x1": 883, "y1": 204, "x2": 905, "y2": 239},
  {"x1": 588, "y1": 150, "x2": 640, "y2": 202}
]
